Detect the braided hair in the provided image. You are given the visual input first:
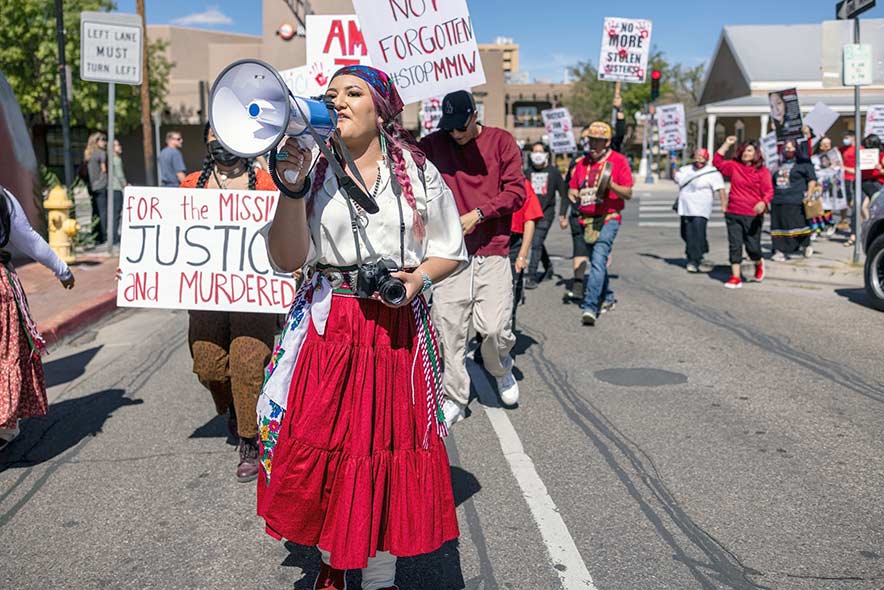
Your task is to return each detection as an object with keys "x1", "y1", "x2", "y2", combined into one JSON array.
[{"x1": 196, "y1": 122, "x2": 256, "y2": 189}]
